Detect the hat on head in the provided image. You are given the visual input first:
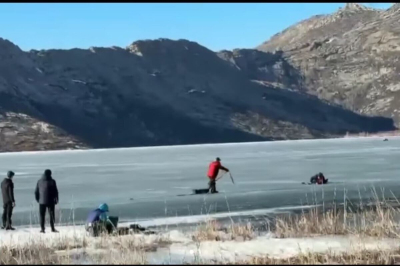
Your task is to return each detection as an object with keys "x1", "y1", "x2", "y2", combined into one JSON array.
[{"x1": 98, "y1": 203, "x2": 109, "y2": 212}]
